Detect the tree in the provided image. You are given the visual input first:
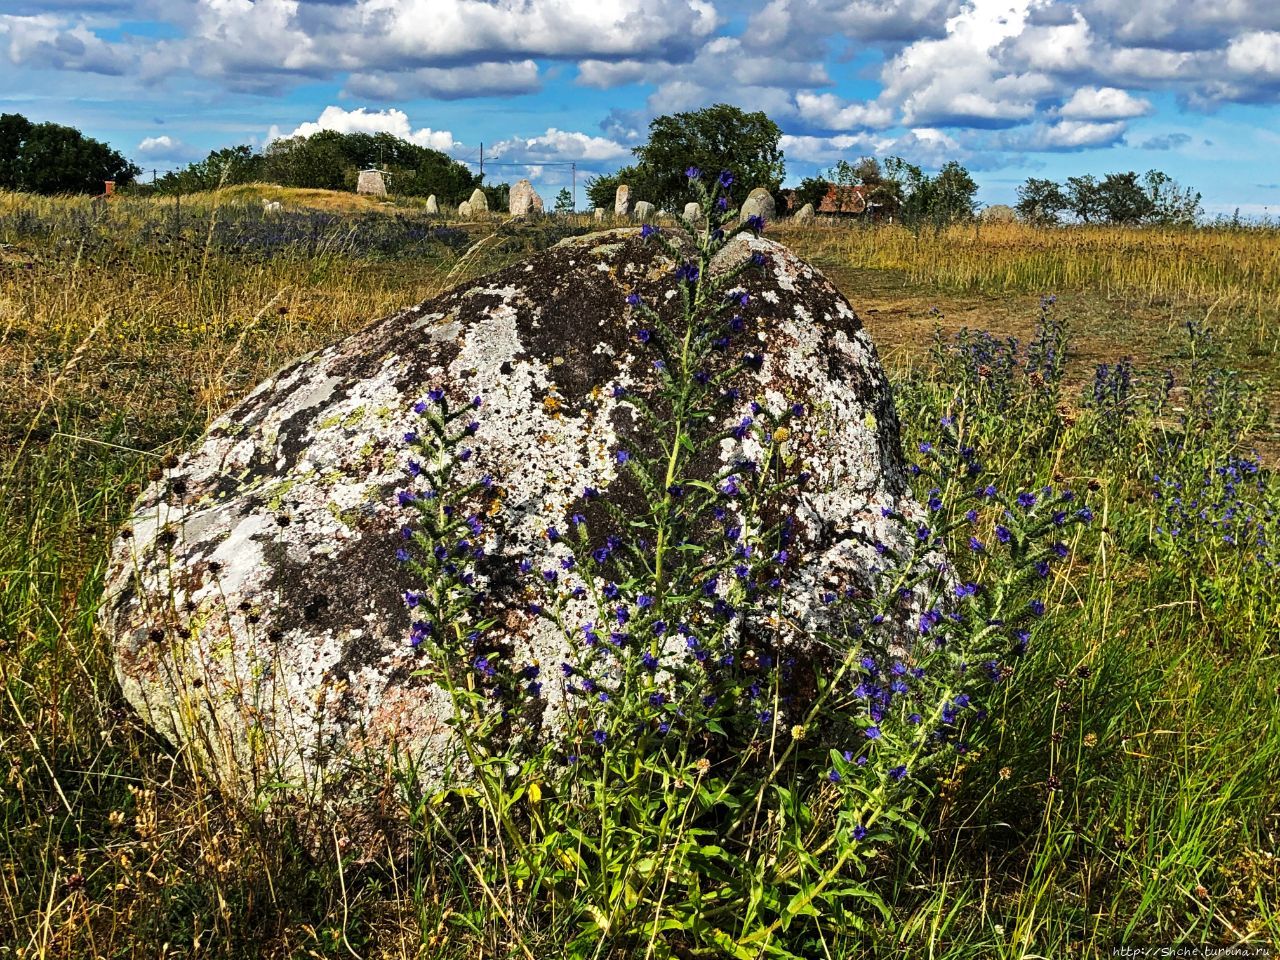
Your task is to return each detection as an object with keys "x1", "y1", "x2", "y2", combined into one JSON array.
[
  {"x1": 1065, "y1": 175, "x2": 1103, "y2": 223},
  {"x1": 931, "y1": 161, "x2": 979, "y2": 224},
  {"x1": 0, "y1": 113, "x2": 139, "y2": 194},
  {"x1": 154, "y1": 145, "x2": 263, "y2": 193},
  {"x1": 604, "y1": 104, "x2": 785, "y2": 211},
  {"x1": 586, "y1": 169, "x2": 627, "y2": 210},
  {"x1": 554, "y1": 187, "x2": 574, "y2": 214},
  {"x1": 1016, "y1": 177, "x2": 1068, "y2": 225},
  {"x1": 1143, "y1": 170, "x2": 1201, "y2": 226},
  {"x1": 481, "y1": 182, "x2": 510, "y2": 210},
  {"x1": 1097, "y1": 171, "x2": 1155, "y2": 224},
  {"x1": 879, "y1": 157, "x2": 976, "y2": 233},
  {"x1": 0, "y1": 113, "x2": 33, "y2": 191}
]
